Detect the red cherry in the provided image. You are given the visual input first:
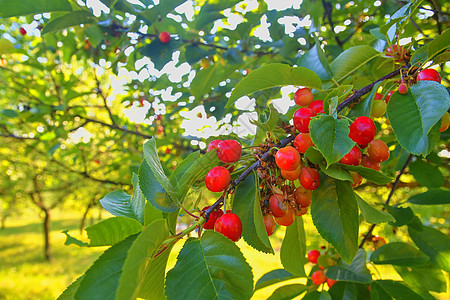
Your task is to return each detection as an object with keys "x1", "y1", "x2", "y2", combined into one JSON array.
[
  {"x1": 385, "y1": 91, "x2": 395, "y2": 103},
  {"x1": 294, "y1": 186, "x2": 312, "y2": 207},
  {"x1": 165, "y1": 148, "x2": 171, "y2": 154},
  {"x1": 204, "y1": 166, "x2": 231, "y2": 192},
  {"x1": 308, "y1": 100, "x2": 325, "y2": 114},
  {"x1": 398, "y1": 83, "x2": 408, "y2": 95},
  {"x1": 350, "y1": 171, "x2": 362, "y2": 188},
  {"x1": 281, "y1": 163, "x2": 302, "y2": 181},
  {"x1": 293, "y1": 133, "x2": 315, "y2": 154},
  {"x1": 19, "y1": 27, "x2": 27, "y2": 35},
  {"x1": 374, "y1": 93, "x2": 383, "y2": 100},
  {"x1": 307, "y1": 250, "x2": 321, "y2": 264},
  {"x1": 269, "y1": 194, "x2": 287, "y2": 218},
  {"x1": 207, "y1": 139, "x2": 221, "y2": 152},
  {"x1": 300, "y1": 167, "x2": 320, "y2": 190},
  {"x1": 274, "y1": 206, "x2": 295, "y2": 226},
  {"x1": 214, "y1": 213, "x2": 242, "y2": 242},
  {"x1": 327, "y1": 278, "x2": 337, "y2": 288},
  {"x1": 339, "y1": 146, "x2": 362, "y2": 166},
  {"x1": 311, "y1": 270, "x2": 327, "y2": 285},
  {"x1": 296, "y1": 206, "x2": 308, "y2": 216},
  {"x1": 159, "y1": 31, "x2": 171, "y2": 43},
  {"x1": 202, "y1": 206, "x2": 224, "y2": 230},
  {"x1": 372, "y1": 236, "x2": 387, "y2": 249},
  {"x1": 275, "y1": 146, "x2": 300, "y2": 171},
  {"x1": 349, "y1": 116, "x2": 376, "y2": 145},
  {"x1": 417, "y1": 69, "x2": 441, "y2": 83},
  {"x1": 293, "y1": 107, "x2": 316, "y2": 133},
  {"x1": 361, "y1": 156, "x2": 381, "y2": 171},
  {"x1": 367, "y1": 139, "x2": 390, "y2": 162},
  {"x1": 217, "y1": 140, "x2": 242, "y2": 163},
  {"x1": 294, "y1": 88, "x2": 314, "y2": 106},
  {"x1": 263, "y1": 214, "x2": 276, "y2": 236}
]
